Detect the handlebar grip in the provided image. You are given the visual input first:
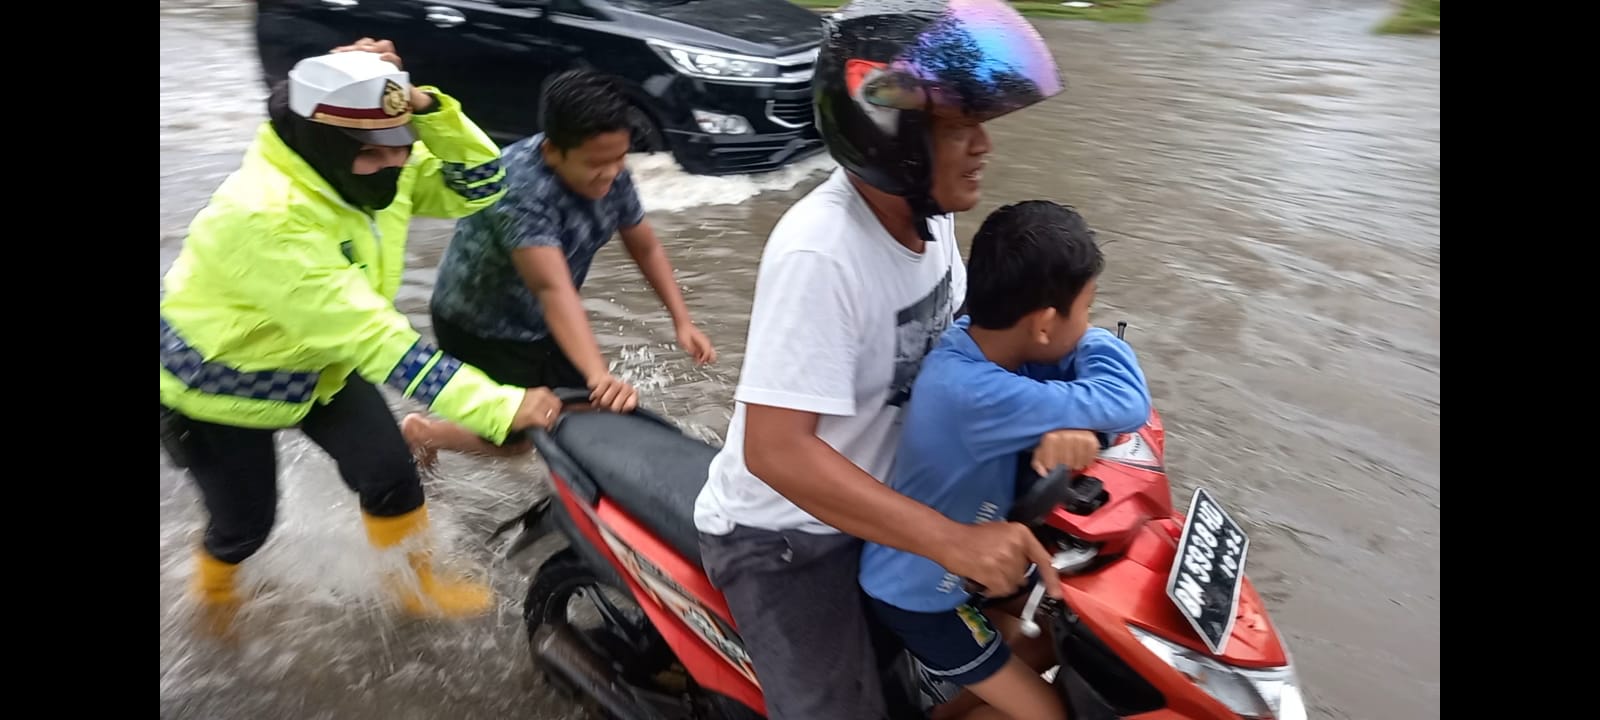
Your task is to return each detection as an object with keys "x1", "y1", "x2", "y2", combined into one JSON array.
[
  {"x1": 551, "y1": 386, "x2": 592, "y2": 406},
  {"x1": 961, "y1": 560, "x2": 1039, "y2": 599},
  {"x1": 509, "y1": 387, "x2": 679, "y2": 447}
]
